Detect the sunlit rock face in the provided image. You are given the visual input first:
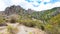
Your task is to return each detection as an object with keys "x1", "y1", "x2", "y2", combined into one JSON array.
[
  {"x1": 26, "y1": 9, "x2": 34, "y2": 14},
  {"x1": 4, "y1": 5, "x2": 35, "y2": 15},
  {"x1": 5, "y1": 5, "x2": 22, "y2": 15}
]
